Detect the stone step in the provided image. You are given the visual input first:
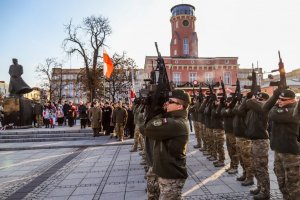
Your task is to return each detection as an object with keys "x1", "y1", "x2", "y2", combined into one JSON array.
[
  {"x1": 0, "y1": 129, "x2": 92, "y2": 135},
  {"x1": 0, "y1": 136, "x2": 101, "y2": 143},
  {"x1": 0, "y1": 133, "x2": 93, "y2": 139}
]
